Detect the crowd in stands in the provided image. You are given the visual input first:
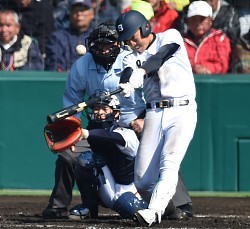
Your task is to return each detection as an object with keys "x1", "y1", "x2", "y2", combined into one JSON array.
[
  {"x1": 45, "y1": 0, "x2": 94, "y2": 71},
  {"x1": 183, "y1": 1, "x2": 231, "y2": 74},
  {"x1": 0, "y1": 0, "x2": 249, "y2": 73}
]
